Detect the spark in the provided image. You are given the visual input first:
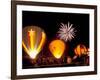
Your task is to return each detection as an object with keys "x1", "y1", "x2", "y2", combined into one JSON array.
[{"x1": 58, "y1": 22, "x2": 76, "y2": 42}]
